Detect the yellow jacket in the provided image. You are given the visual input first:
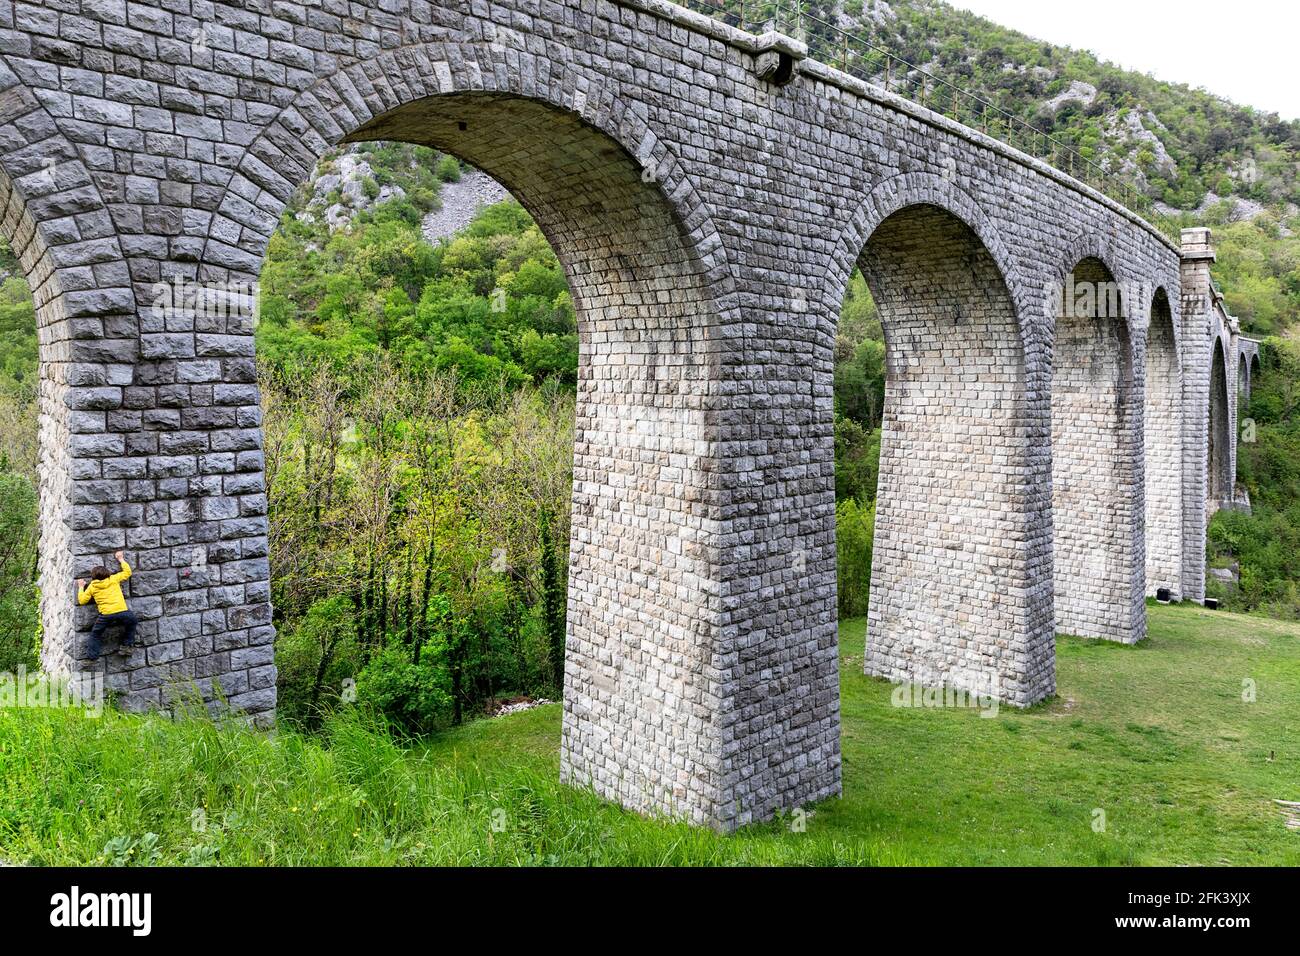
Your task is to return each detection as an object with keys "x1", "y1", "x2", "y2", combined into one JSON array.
[{"x1": 78, "y1": 560, "x2": 132, "y2": 615}]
